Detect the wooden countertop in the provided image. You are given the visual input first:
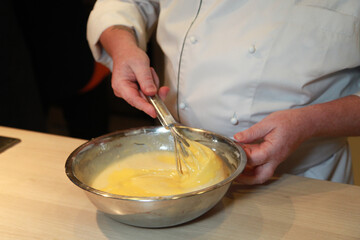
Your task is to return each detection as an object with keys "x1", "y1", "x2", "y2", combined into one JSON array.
[{"x1": 0, "y1": 126, "x2": 359, "y2": 240}]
